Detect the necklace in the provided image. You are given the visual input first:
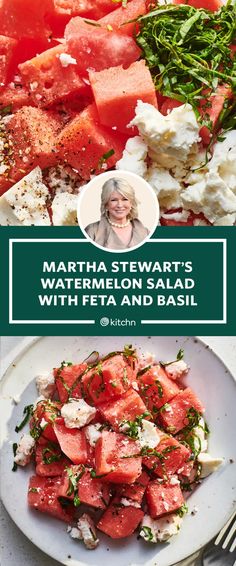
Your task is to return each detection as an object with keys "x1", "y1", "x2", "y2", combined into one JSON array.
[{"x1": 107, "y1": 217, "x2": 131, "y2": 229}]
